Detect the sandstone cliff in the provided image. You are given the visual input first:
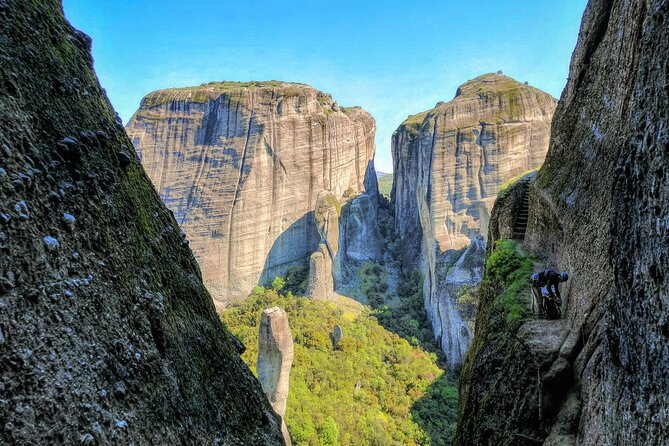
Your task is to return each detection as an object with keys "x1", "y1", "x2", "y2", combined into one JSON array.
[
  {"x1": 258, "y1": 307, "x2": 294, "y2": 445},
  {"x1": 125, "y1": 82, "x2": 375, "y2": 306},
  {"x1": 391, "y1": 74, "x2": 556, "y2": 369},
  {"x1": 457, "y1": 0, "x2": 669, "y2": 444},
  {"x1": 0, "y1": 1, "x2": 284, "y2": 444}
]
